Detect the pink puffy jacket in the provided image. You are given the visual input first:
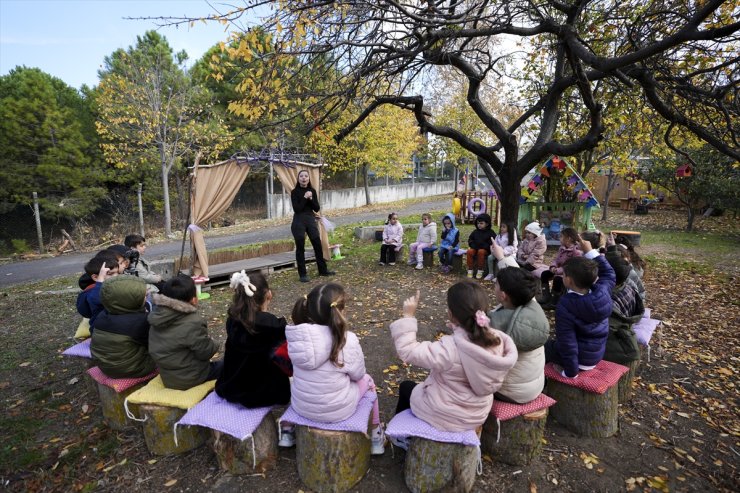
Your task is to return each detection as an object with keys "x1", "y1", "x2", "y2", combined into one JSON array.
[
  {"x1": 286, "y1": 323, "x2": 366, "y2": 422},
  {"x1": 390, "y1": 317, "x2": 518, "y2": 432}
]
